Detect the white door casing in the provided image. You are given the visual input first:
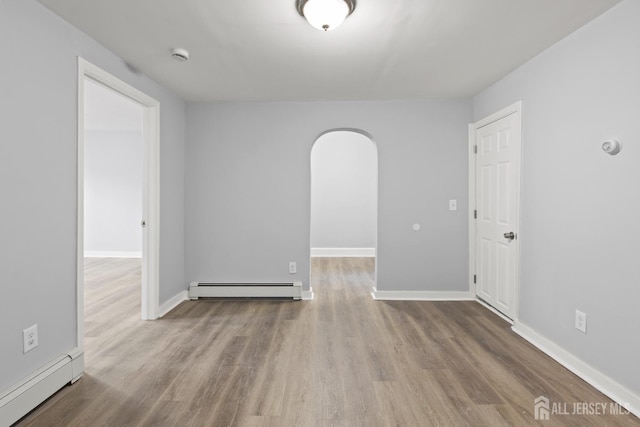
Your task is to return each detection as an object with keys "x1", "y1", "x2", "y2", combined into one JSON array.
[
  {"x1": 469, "y1": 102, "x2": 522, "y2": 320},
  {"x1": 77, "y1": 57, "x2": 161, "y2": 362}
]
